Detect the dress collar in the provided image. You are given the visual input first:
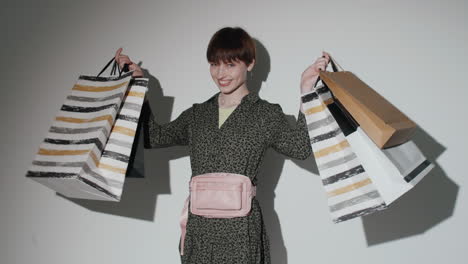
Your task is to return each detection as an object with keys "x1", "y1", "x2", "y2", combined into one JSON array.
[{"x1": 209, "y1": 91, "x2": 260, "y2": 108}]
